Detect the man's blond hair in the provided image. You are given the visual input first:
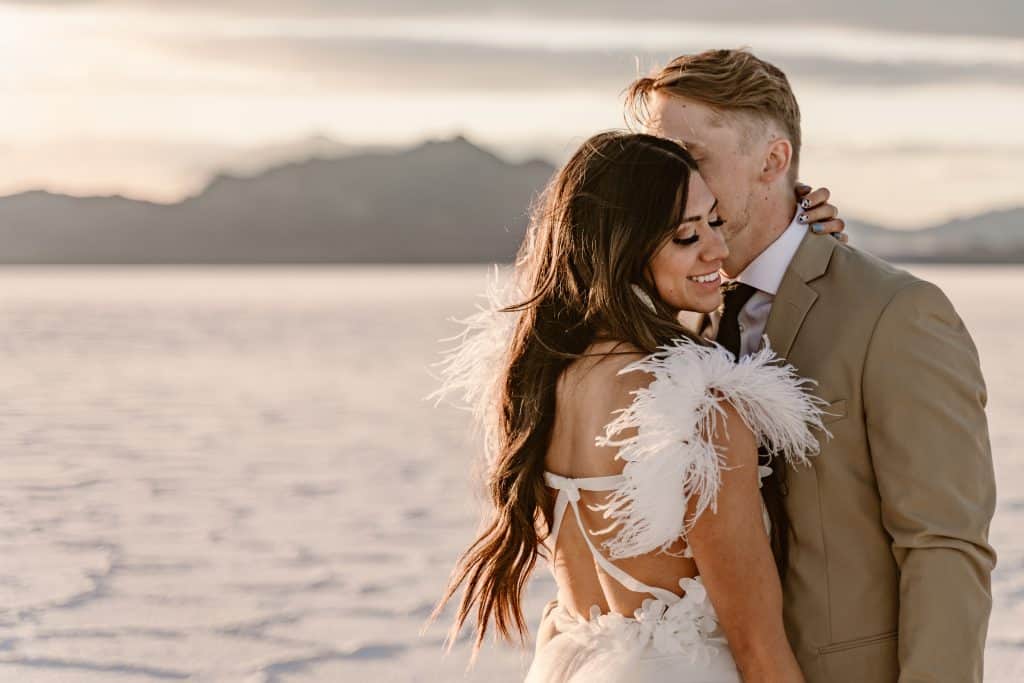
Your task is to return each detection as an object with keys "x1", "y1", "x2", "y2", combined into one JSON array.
[{"x1": 625, "y1": 48, "x2": 802, "y2": 184}]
